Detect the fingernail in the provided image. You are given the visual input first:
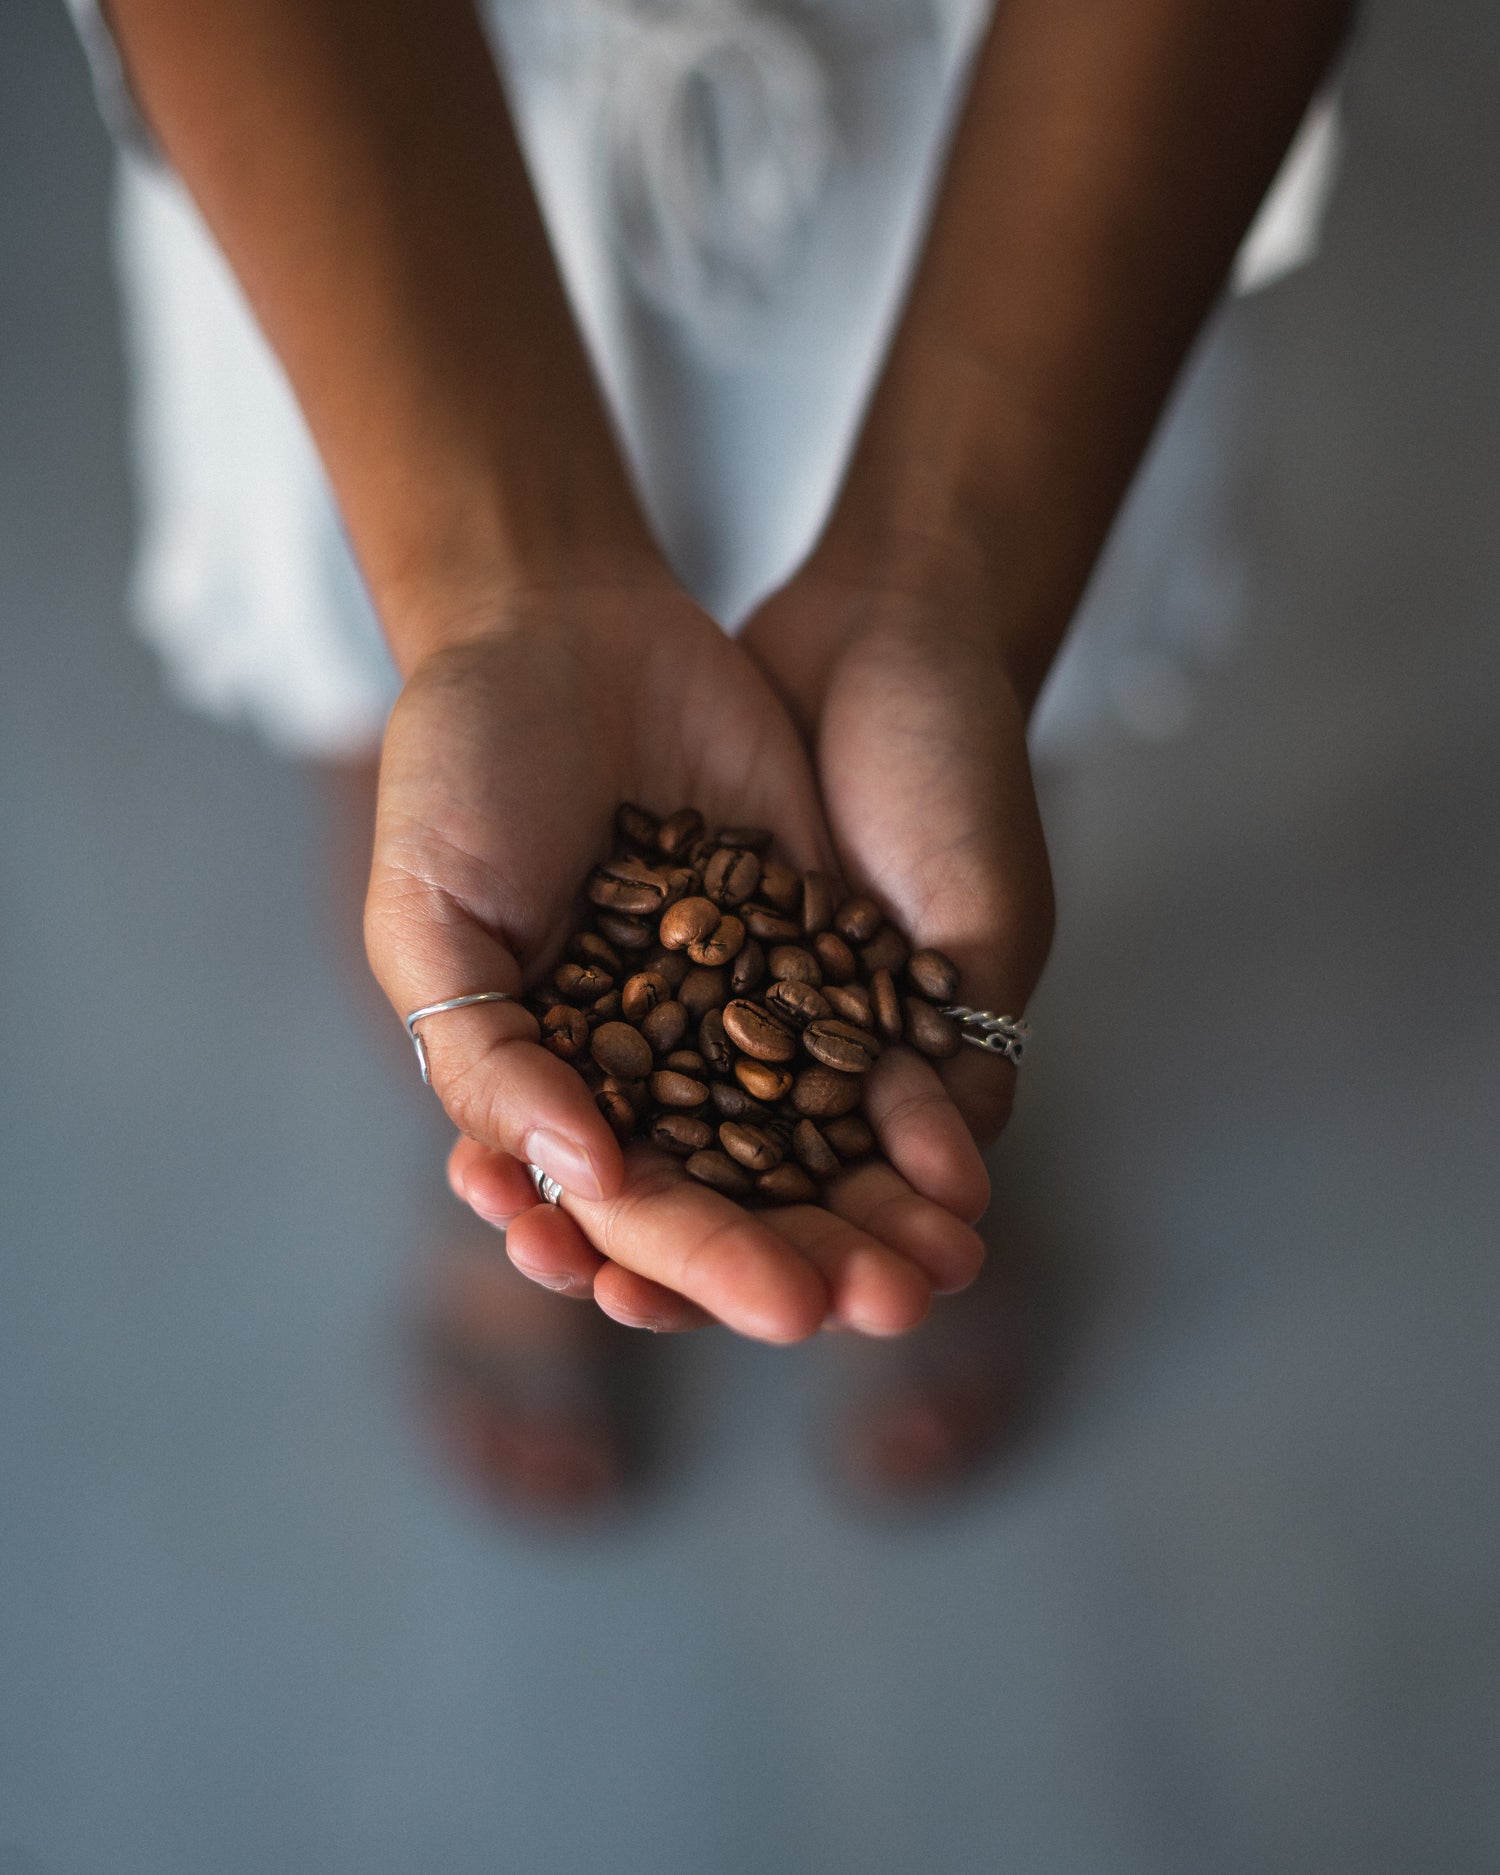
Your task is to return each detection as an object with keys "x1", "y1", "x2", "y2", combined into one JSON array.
[
  {"x1": 466, "y1": 1196, "x2": 518, "y2": 1231},
  {"x1": 510, "y1": 1260, "x2": 591, "y2": 1298},
  {"x1": 510, "y1": 1252, "x2": 592, "y2": 1297},
  {"x1": 524, "y1": 1129, "x2": 606, "y2": 1202},
  {"x1": 605, "y1": 1307, "x2": 664, "y2": 1332}
]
